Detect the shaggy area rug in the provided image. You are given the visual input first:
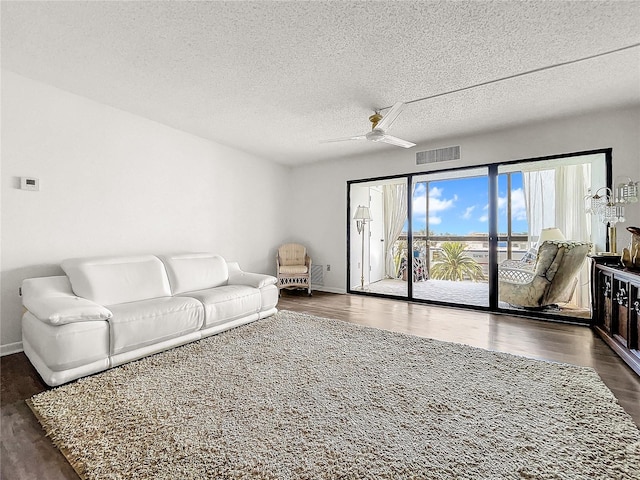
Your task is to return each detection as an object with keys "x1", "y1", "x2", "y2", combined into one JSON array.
[{"x1": 29, "y1": 310, "x2": 640, "y2": 479}]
